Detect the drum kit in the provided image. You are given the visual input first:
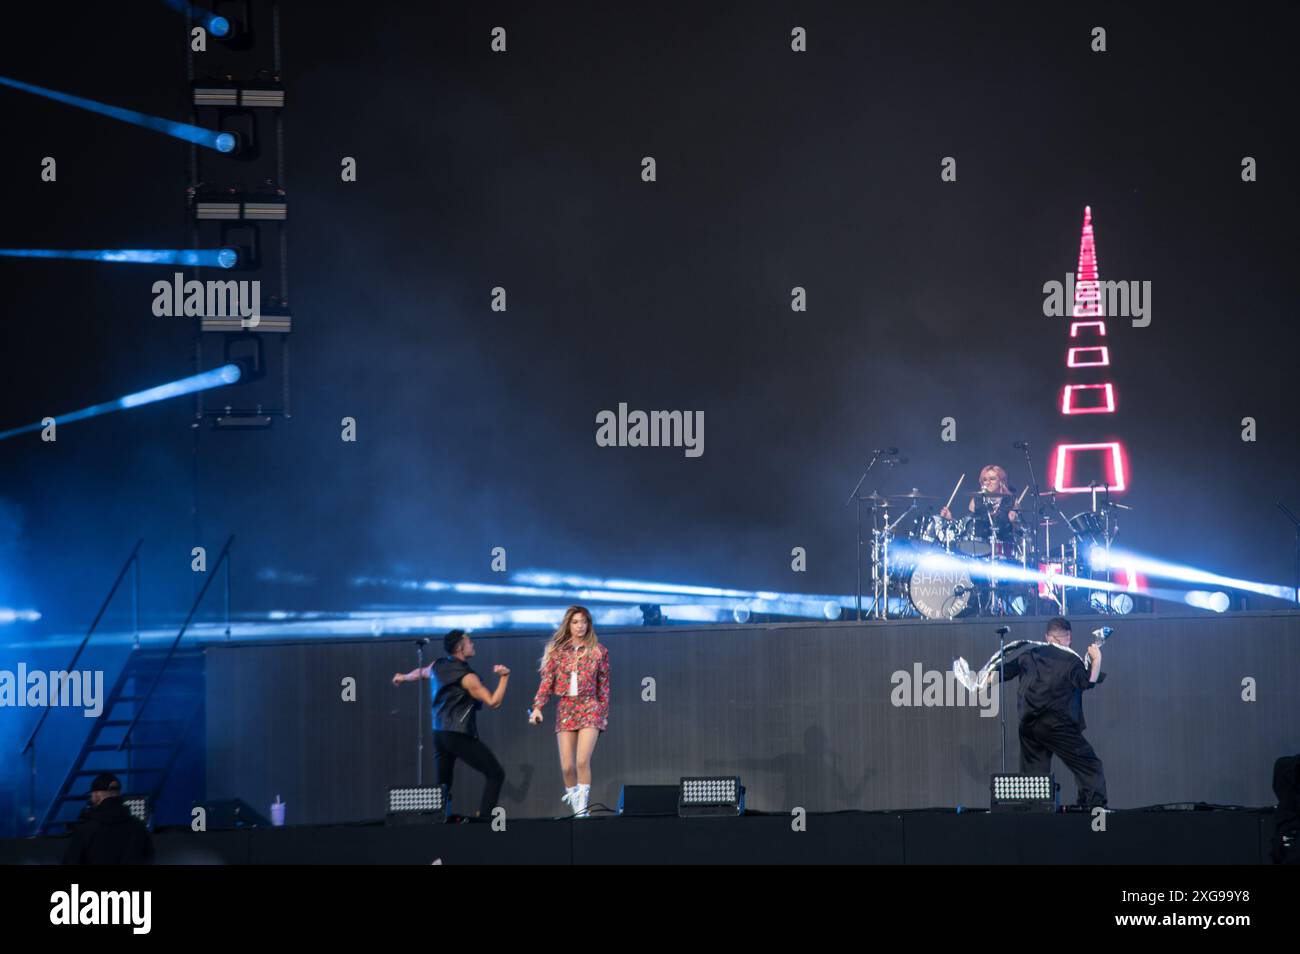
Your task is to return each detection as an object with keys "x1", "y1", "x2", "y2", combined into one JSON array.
[{"x1": 851, "y1": 479, "x2": 1131, "y2": 621}]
